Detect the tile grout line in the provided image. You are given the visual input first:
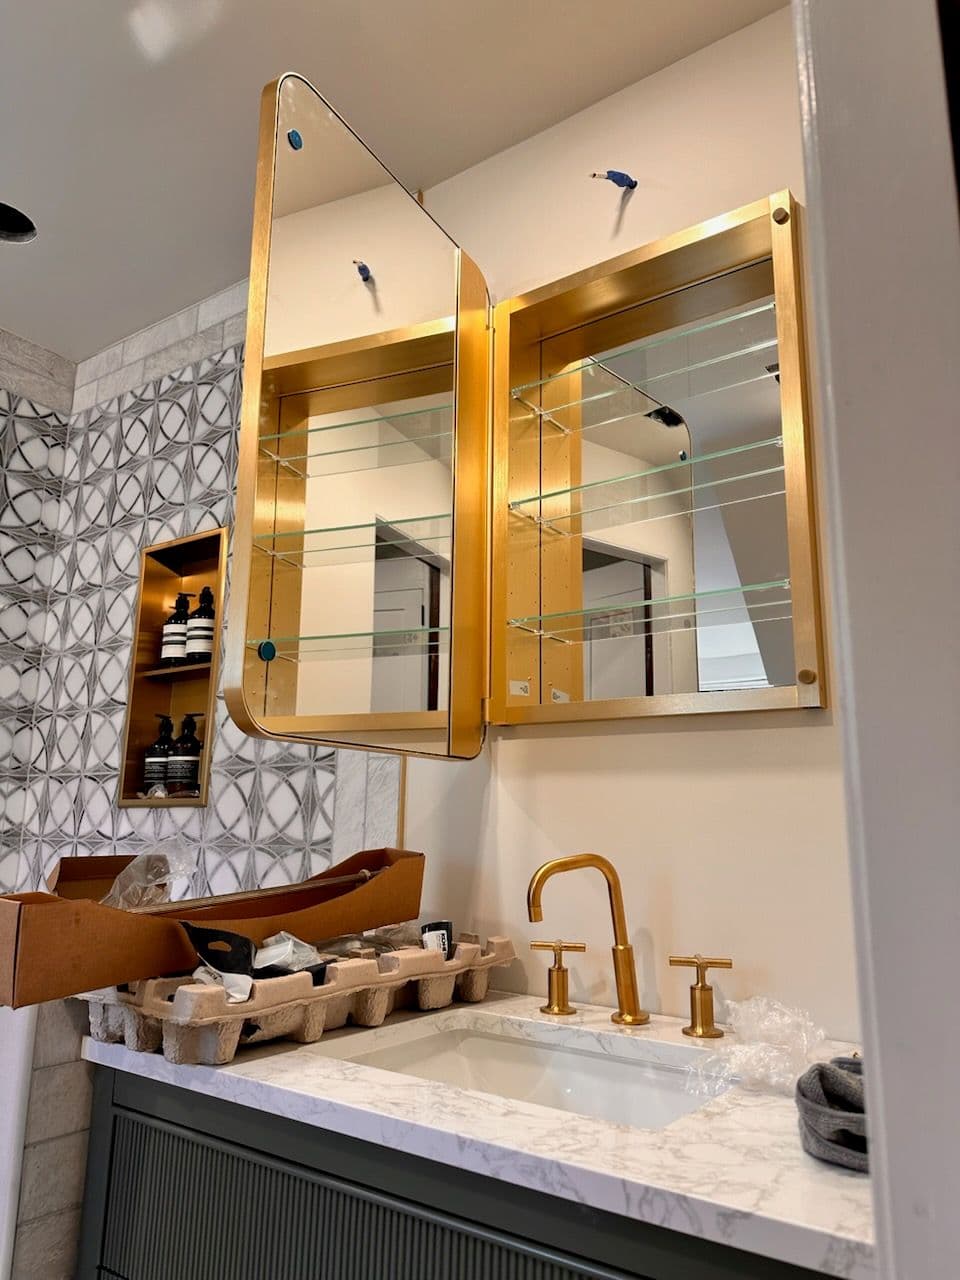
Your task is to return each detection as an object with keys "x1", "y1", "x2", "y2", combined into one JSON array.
[{"x1": 23, "y1": 1124, "x2": 92, "y2": 1150}]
